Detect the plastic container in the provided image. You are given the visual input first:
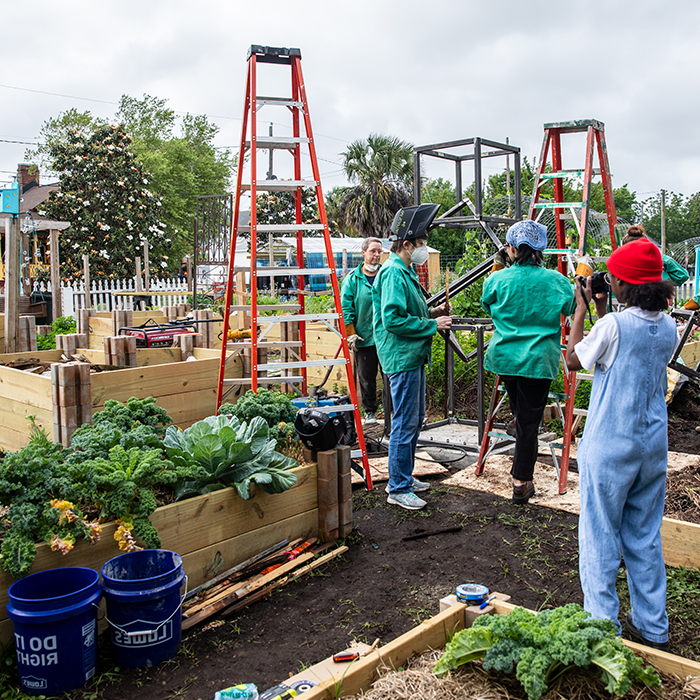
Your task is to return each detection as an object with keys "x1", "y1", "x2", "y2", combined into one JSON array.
[
  {"x1": 101, "y1": 550, "x2": 186, "y2": 668},
  {"x1": 215, "y1": 683, "x2": 258, "y2": 699},
  {"x1": 6, "y1": 567, "x2": 101, "y2": 696}
]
